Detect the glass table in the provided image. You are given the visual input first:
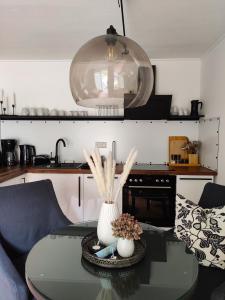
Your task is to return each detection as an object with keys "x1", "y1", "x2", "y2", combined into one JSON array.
[{"x1": 25, "y1": 222, "x2": 198, "y2": 300}]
